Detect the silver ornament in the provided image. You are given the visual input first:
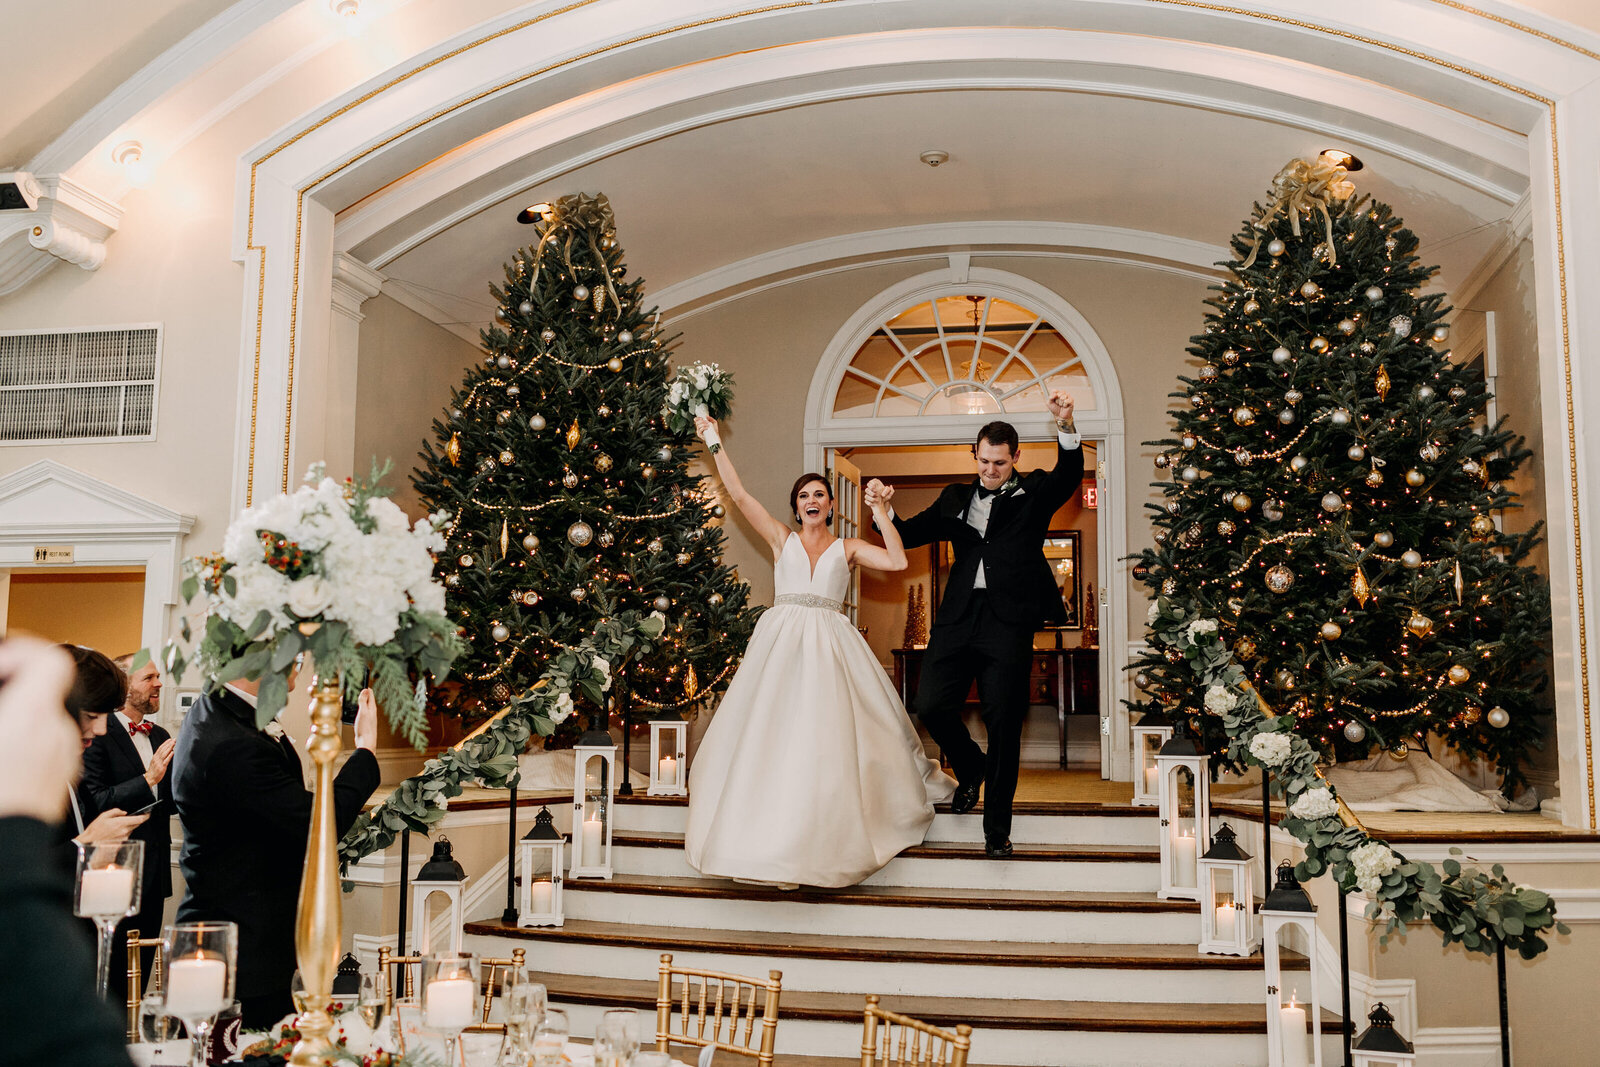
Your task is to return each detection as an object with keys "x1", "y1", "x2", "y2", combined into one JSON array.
[
  {"x1": 1191, "y1": 393, "x2": 1207, "y2": 408},
  {"x1": 617, "y1": 330, "x2": 633, "y2": 344},
  {"x1": 1284, "y1": 389, "x2": 1303, "y2": 405},
  {"x1": 1419, "y1": 443, "x2": 1442, "y2": 462},
  {"x1": 1243, "y1": 299, "x2": 1260, "y2": 315},
  {"x1": 708, "y1": 593, "x2": 723, "y2": 607},
  {"x1": 1431, "y1": 325, "x2": 1449, "y2": 343},
  {"x1": 1365, "y1": 286, "x2": 1384, "y2": 303},
  {"x1": 1134, "y1": 672, "x2": 1151, "y2": 689},
  {"x1": 1267, "y1": 238, "x2": 1286, "y2": 257},
  {"x1": 573, "y1": 284, "x2": 590, "y2": 301},
  {"x1": 648, "y1": 538, "x2": 664, "y2": 553},
  {"x1": 1330, "y1": 408, "x2": 1352, "y2": 427},
  {"x1": 494, "y1": 307, "x2": 508, "y2": 322},
  {"x1": 656, "y1": 446, "x2": 673, "y2": 463},
  {"x1": 1222, "y1": 348, "x2": 1240, "y2": 365},
  {"x1": 522, "y1": 534, "x2": 540, "y2": 553},
  {"x1": 1405, "y1": 469, "x2": 1425, "y2": 487},
  {"x1": 1347, "y1": 444, "x2": 1366, "y2": 461},
  {"x1": 451, "y1": 407, "x2": 463, "y2": 420},
  {"x1": 1166, "y1": 501, "x2": 1182, "y2": 516},
  {"x1": 1200, "y1": 364, "x2": 1219, "y2": 381},
  {"x1": 1448, "y1": 385, "x2": 1467, "y2": 401},
  {"x1": 1321, "y1": 492, "x2": 1345, "y2": 513},
  {"x1": 1417, "y1": 385, "x2": 1435, "y2": 401},
  {"x1": 1359, "y1": 342, "x2": 1377, "y2": 354},
  {"x1": 491, "y1": 623, "x2": 511, "y2": 642},
  {"x1": 1373, "y1": 531, "x2": 1394, "y2": 548},
  {"x1": 1181, "y1": 466, "x2": 1200, "y2": 483},
  {"x1": 518, "y1": 300, "x2": 533, "y2": 316},
  {"x1": 521, "y1": 590, "x2": 539, "y2": 606},
  {"x1": 1262, "y1": 500, "x2": 1284, "y2": 522},
  {"x1": 1154, "y1": 530, "x2": 1169, "y2": 544},
  {"x1": 1343, "y1": 720, "x2": 1367, "y2": 743},
  {"x1": 507, "y1": 384, "x2": 521, "y2": 398},
  {"x1": 499, "y1": 450, "x2": 515, "y2": 466},
  {"x1": 1401, "y1": 549, "x2": 1423, "y2": 568},
  {"x1": 1389, "y1": 315, "x2": 1413, "y2": 337},
  {"x1": 1217, "y1": 520, "x2": 1236, "y2": 535},
  {"x1": 445, "y1": 573, "x2": 460, "y2": 588},
  {"x1": 1181, "y1": 434, "x2": 1199, "y2": 450},
  {"x1": 562, "y1": 470, "x2": 580, "y2": 489},
  {"x1": 529, "y1": 414, "x2": 547, "y2": 431},
  {"x1": 1154, "y1": 453, "x2": 1172, "y2": 470},
  {"x1": 566, "y1": 520, "x2": 594, "y2": 547},
  {"x1": 1309, "y1": 336, "x2": 1330, "y2": 353},
  {"x1": 1337, "y1": 318, "x2": 1357, "y2": 335},
  {"x1": 676, "y1": 552, "x2": 692, "y2": 566},
  {"x1": 711, "y1": 504, "x2": 726, "y2": 518},
  {"x1": 496, "y1": 354, "x2": 512, "y2": 369},
  {"x1": 597, "y1": 530, "x2": 615, "y2": 548},
  {"x1": 1462, "y1": 459, "x2": 1482, "y2": 476},
  {"x1": 1272, "y1": 346, "x2": 1292, "y2": 365},
  {"x1": 1275, "y1": 669, "x2": 1296, "y2": 690},
  {"x1": 496, "y1": 409, "x2": 512, "y2": 426},
  {"x1": 1385, "y1": 236, "x2": 1399, "y2": 253},
  {"x1": 1365, "y1": 469, "x2": 1384, "y2": 487},
  {"x1": 1233, "y1": 406, "x2": 1256, "y2": 426},
  {"x1": 571, "y1": 587, "x2": 587, "y2": 602},
  {"x1": 1162, "y1": 578, "x2": 1178, "y2": 595},
  {"x1": 687, "y1": 528, "x2": 705, "y2": 542},
  {"x1": 1235, "y1": 448, "x2": 1254, "y2": 466},
  {"x1": 1290, "y1": 455, "x2": 1309, "y2": 473},
  {"x1": 540, "y1": 327, "x2": 557, "y2": 343},
  {"x1": 1278, "y1": 408, "x2": 1297, "y2": 425},
  {"x1": 596, "y1": 404, "x2": 612, "y2": 418},
  {"x1": 653, "y1": 595, "x2": 671, "y2": 612},
  {"x1": 1300, "y1": 281, "x2": 1321, "y2": 298},
  {"x1": 1487, "y1": 706, "x2": 1510, "y2": 729},
  {"x1": 1265, "y1": 564, "x2": 1296, "y2": 594}
]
